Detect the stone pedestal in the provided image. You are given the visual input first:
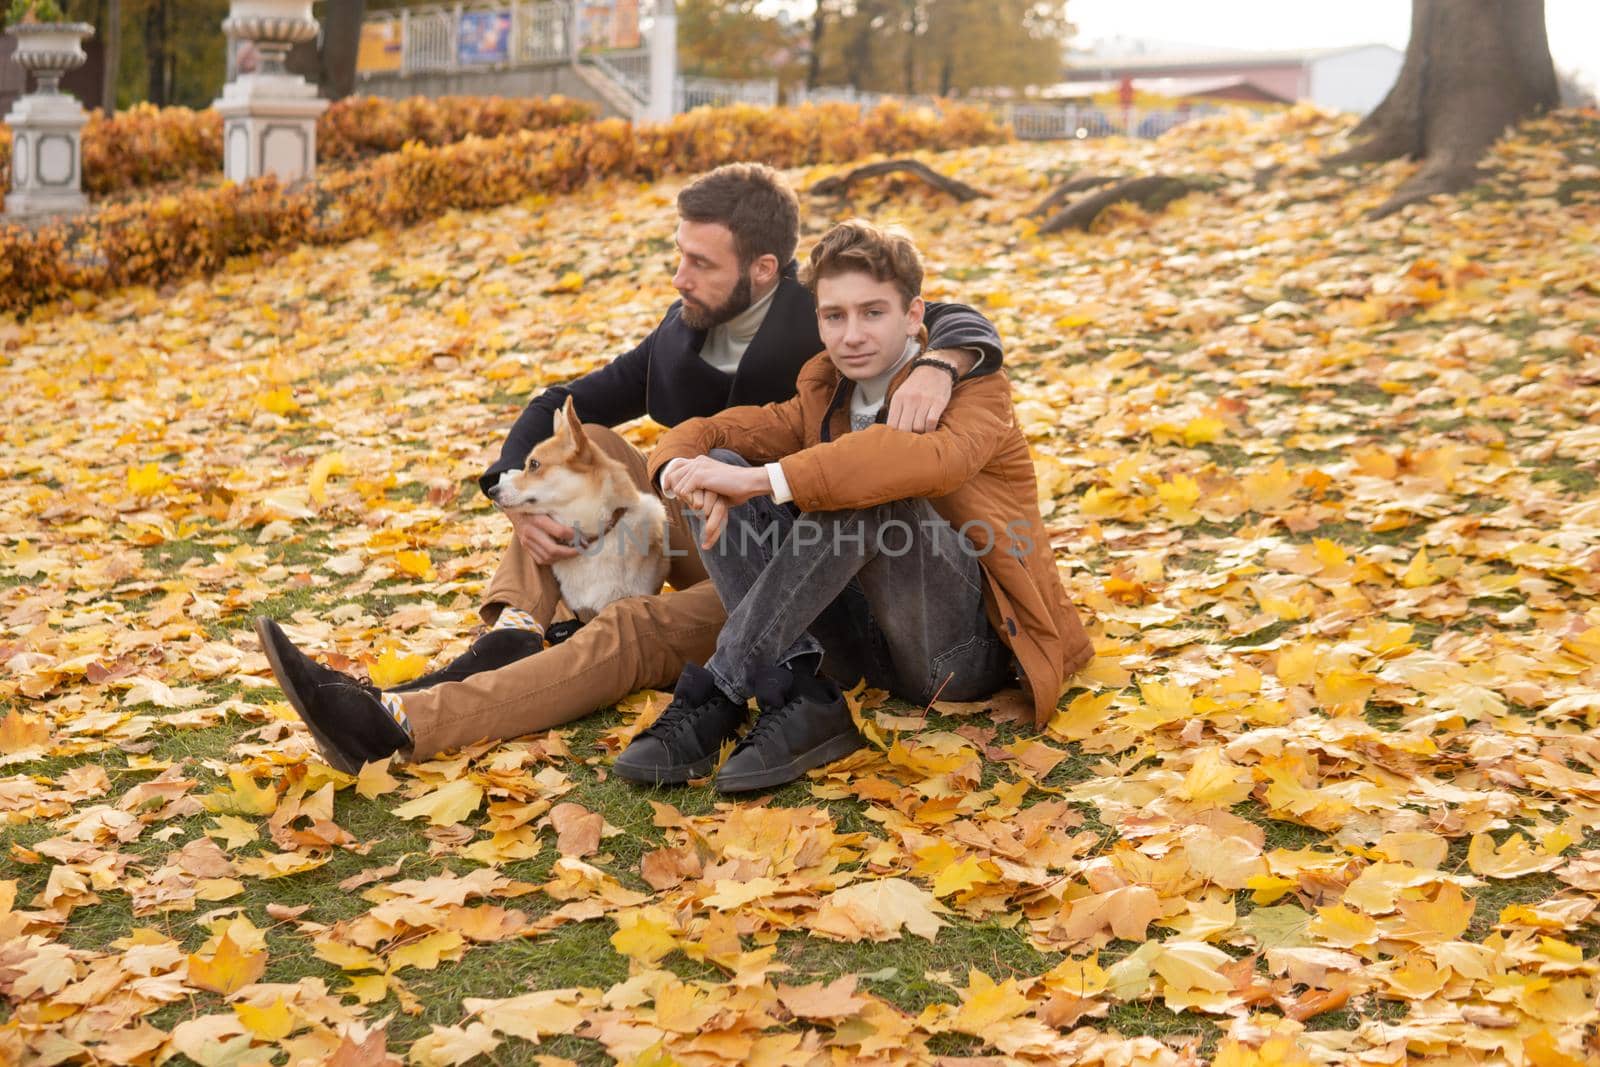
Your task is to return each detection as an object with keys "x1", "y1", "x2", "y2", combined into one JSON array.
[
  {"x1": 4, "y1": 21, "x2": 95, "y2": 220},
  {"x1": 213, "y1": 74, "x2": 328, "y2": 184},
  {"x1": 4, "y1": 90, "x2": 88, "y2": 218},
  {"x1": 212, "y1": 1, "x2": 328, "y2": 184}
]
